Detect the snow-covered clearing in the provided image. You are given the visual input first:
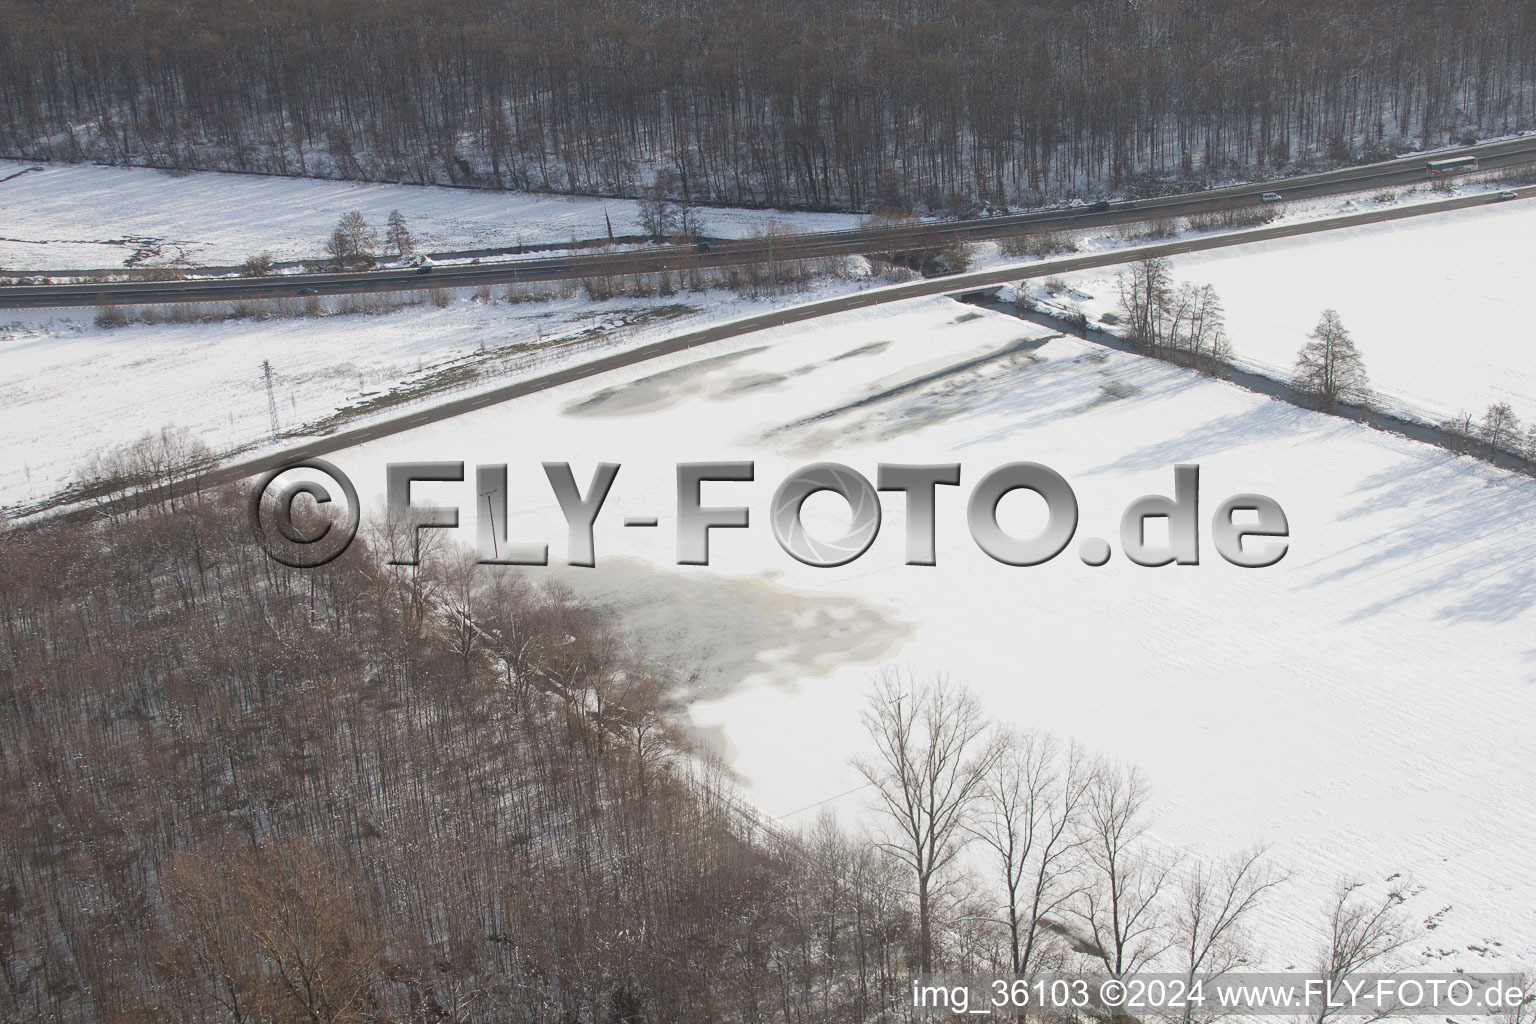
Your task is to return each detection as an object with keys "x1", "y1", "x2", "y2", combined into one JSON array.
[
  {"x1": 322, "y1": 293, "x2": 1536, "y2": 977},
  {"x1": 0, "y1": 159, "x2": 864, "y2": 270},
  {"x1": 1044, "y1": 195, "x2": 1536, "y2": 425}
]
